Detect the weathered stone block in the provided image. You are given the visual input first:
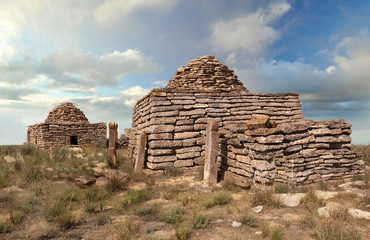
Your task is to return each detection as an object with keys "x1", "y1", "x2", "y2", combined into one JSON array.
[
  {"x1": 174, "y1": 160, "x2": 194, "y2": 167},
  {"x1": 174, "y1": 132, "x2": 200, "y2": 139}
]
